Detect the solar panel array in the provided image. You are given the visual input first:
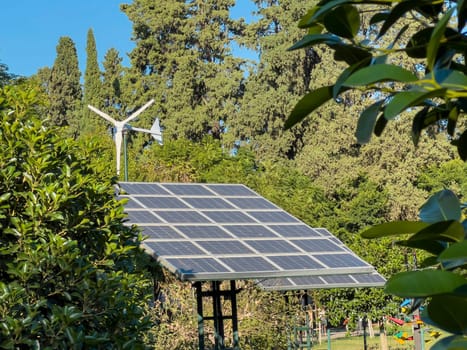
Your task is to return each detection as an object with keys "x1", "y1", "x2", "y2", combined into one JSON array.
[
  {"x1": 118, "y1": 182, "x2": 381, "y2": 282},
  {"x1": 258, "y1": 272, "x2": 386, "y2": 291}
]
